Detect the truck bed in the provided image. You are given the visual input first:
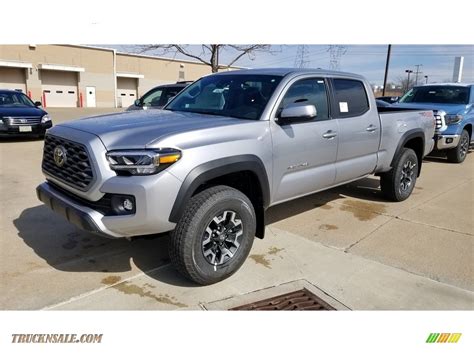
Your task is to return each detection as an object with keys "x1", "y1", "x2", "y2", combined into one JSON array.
[{"x1": 377, "y1": 106, "x2": 424, "y2": 113}]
